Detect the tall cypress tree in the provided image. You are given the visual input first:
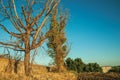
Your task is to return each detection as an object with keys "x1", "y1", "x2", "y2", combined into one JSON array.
[{"x1": 46, "y1": 8, "x2": 68, "y2": 72}]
